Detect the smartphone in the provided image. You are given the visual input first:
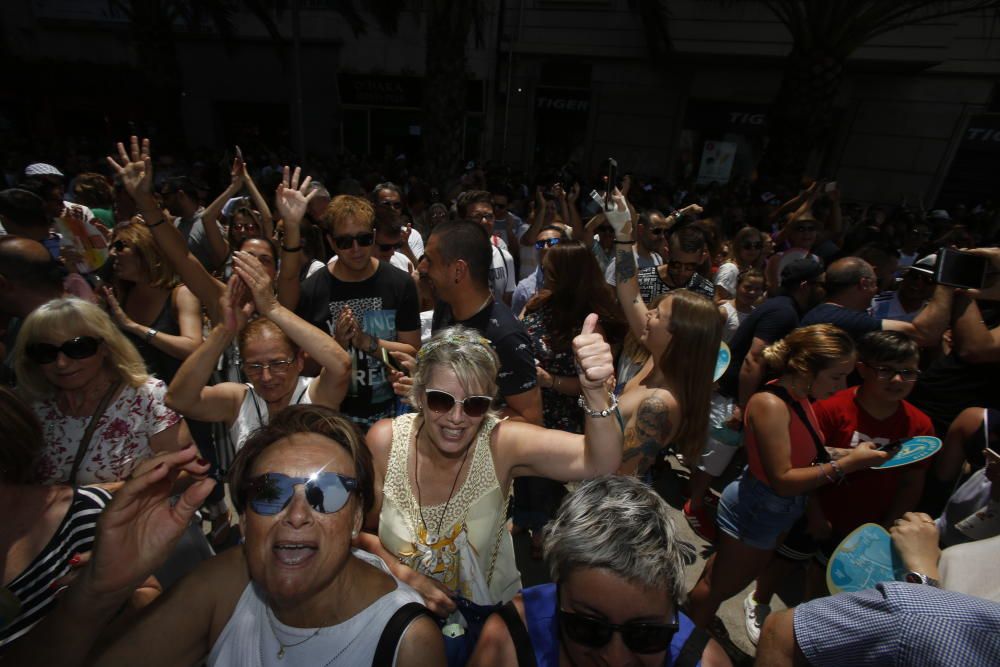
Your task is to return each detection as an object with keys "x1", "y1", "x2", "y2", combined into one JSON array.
[
  {"x1": 934, "y1": 247, "x2": 988, "y2": 290},
  {"x1": 604, "y1": 158, "x2": 618, "y2": 211},
  {"x1": 382, "y1": 347, "x2": 404, "y2": 374},
  {"x1": 824, "y1": 181, "x2": 837, "y2": 193},
  {"x1": 235, "y1": 145, "x2": 244, "y2": 162}
]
